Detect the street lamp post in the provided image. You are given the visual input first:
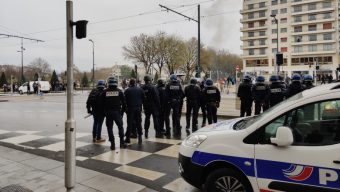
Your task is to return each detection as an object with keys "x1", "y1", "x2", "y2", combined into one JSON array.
[
  {"x1": 270, "y1": 14, "x2": 279, "y2": 74},
  {"x1": 89, "y1": 39, "x2": 95, "y2": 88},
  {"x1": 17, "y1": 39, "x2": 25, "y2": 84}
]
